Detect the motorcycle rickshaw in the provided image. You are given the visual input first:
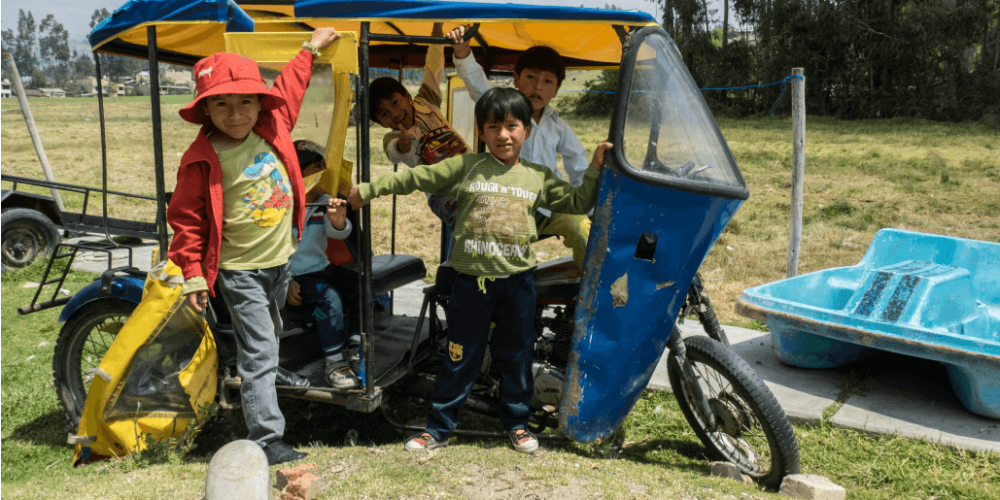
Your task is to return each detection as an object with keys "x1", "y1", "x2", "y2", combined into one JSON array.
[{"x1": 19, "y1": 0, "x2": 799, "y2": 487}]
